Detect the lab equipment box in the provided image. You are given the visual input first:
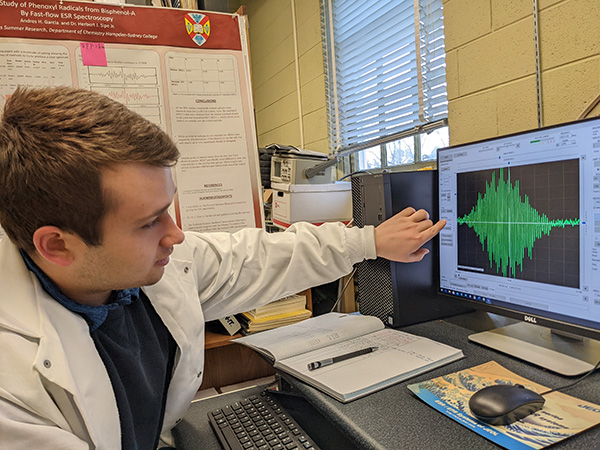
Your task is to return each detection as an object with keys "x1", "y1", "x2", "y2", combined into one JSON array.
[{"x1": 271, "y1": 182, "x2": 352, "y2": 229}]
